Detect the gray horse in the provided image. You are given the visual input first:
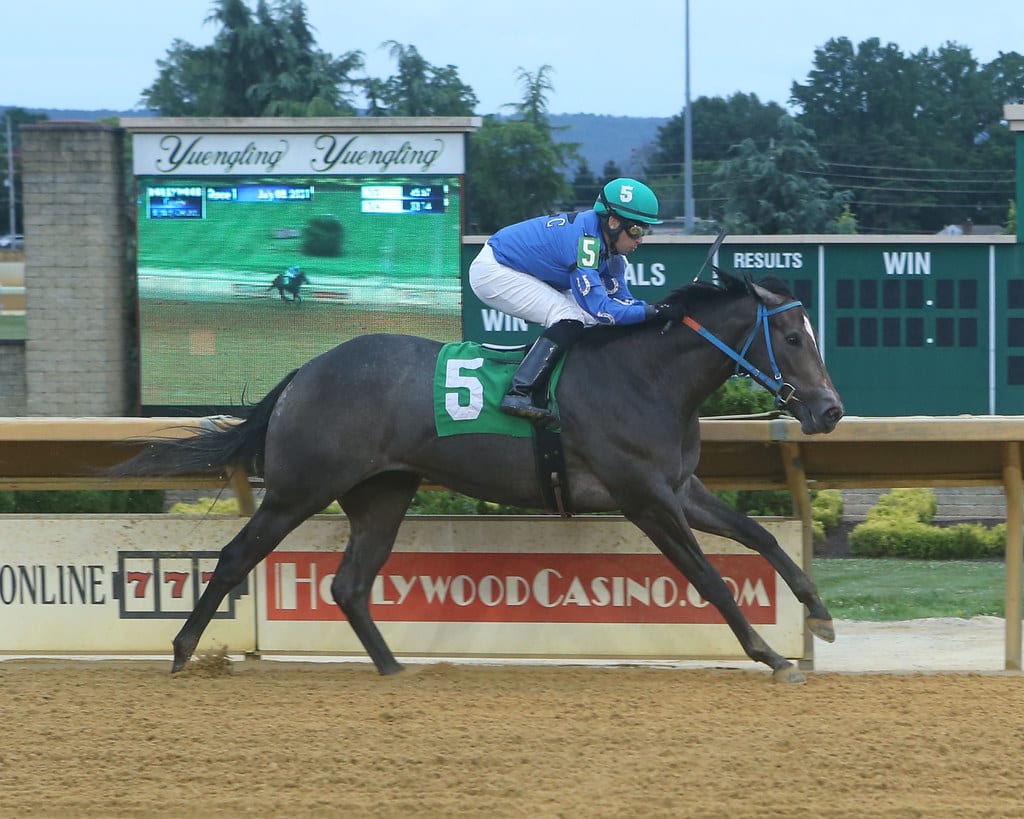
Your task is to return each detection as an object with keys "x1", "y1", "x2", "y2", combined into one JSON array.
[{"x1": 111, "y1": 268, "x2": 843, "y2": 683}]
